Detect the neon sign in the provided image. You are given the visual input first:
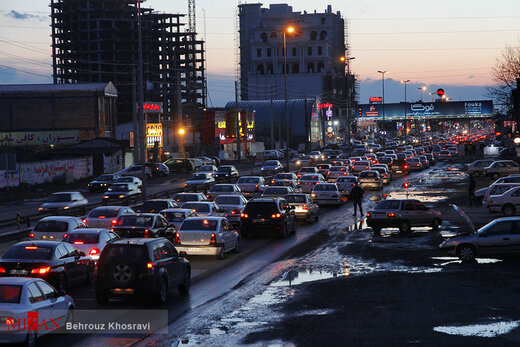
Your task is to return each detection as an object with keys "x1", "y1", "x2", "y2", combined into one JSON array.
[
  {"x1": 137, "y1": 102, "x2": 163, "y2": 113},
  {"x1": 370, "y1": 97, "x2": 383, "y2": 102},
  {"x1": 318, "y1": 102, "x2": 333, "y2": 110}
]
